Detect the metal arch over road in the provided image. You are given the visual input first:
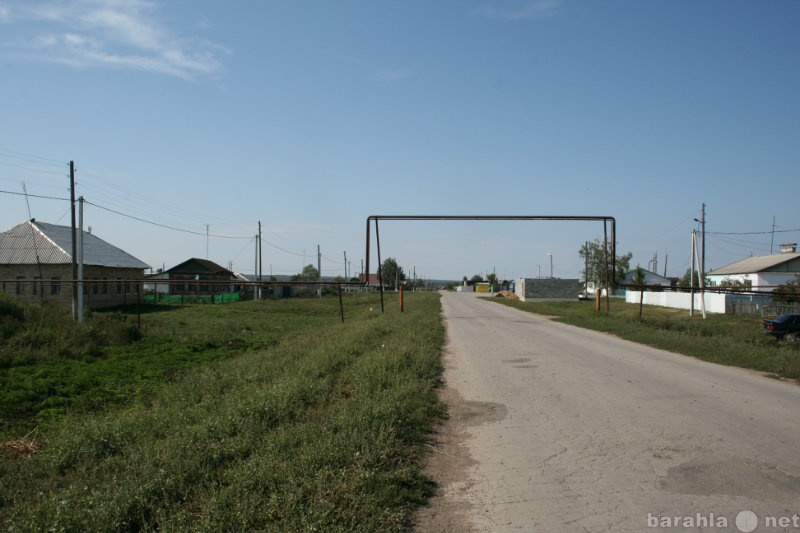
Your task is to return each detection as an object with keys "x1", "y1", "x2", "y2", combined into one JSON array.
[{"x1": 364, "y1": 215, "x2": 617, "y2": 311}]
